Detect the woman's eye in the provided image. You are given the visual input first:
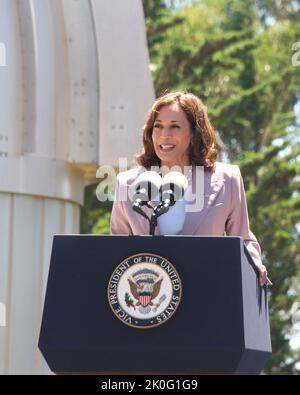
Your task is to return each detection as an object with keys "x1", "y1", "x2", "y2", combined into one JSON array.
[{"x1": 154, "y1": 124, "x2": 179, "y2": 128}]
